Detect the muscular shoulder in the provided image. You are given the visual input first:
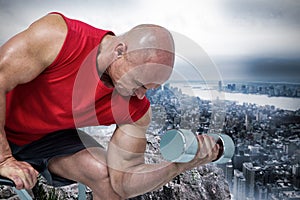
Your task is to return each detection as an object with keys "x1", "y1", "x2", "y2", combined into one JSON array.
[
  {"x1": 0, "y1": 13, "x2": 67, "y2": 68},
  {"x1": 0, "y1": 14, "x2": 67, "y2": 90},
  {"x1": 25, "y1": 13, "x2": 67, "y2": 66}
]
